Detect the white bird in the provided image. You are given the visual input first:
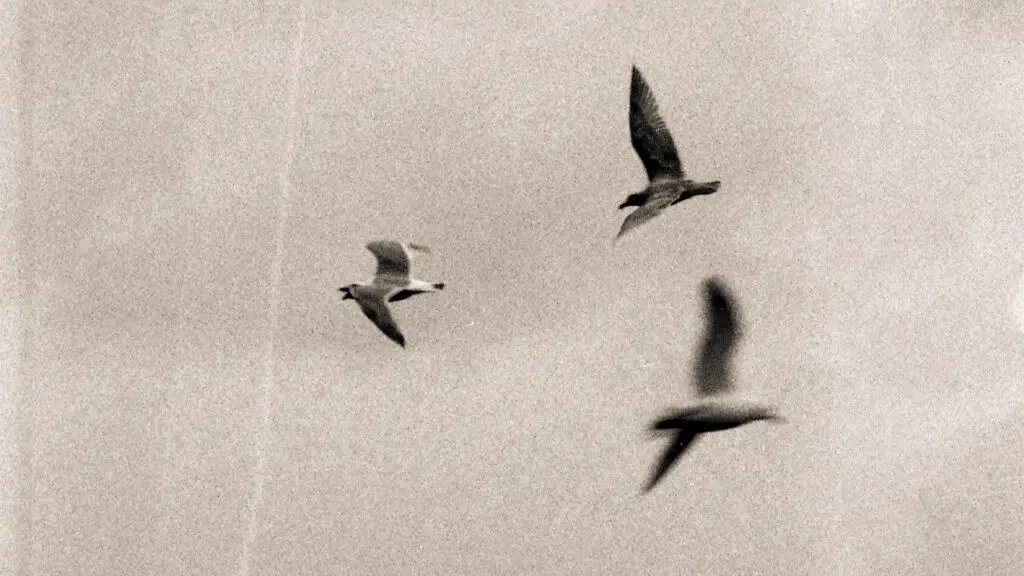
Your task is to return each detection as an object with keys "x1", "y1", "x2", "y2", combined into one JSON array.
[
  {"x1": 643, "y1": 277, "x2": 784, "y2": 493},
  {"x1": 617, "y1": 66, "x2": 721, "y2": 241},
  {"x1": 338, "y1": 240, "x2": 445, "y2": 347}
]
